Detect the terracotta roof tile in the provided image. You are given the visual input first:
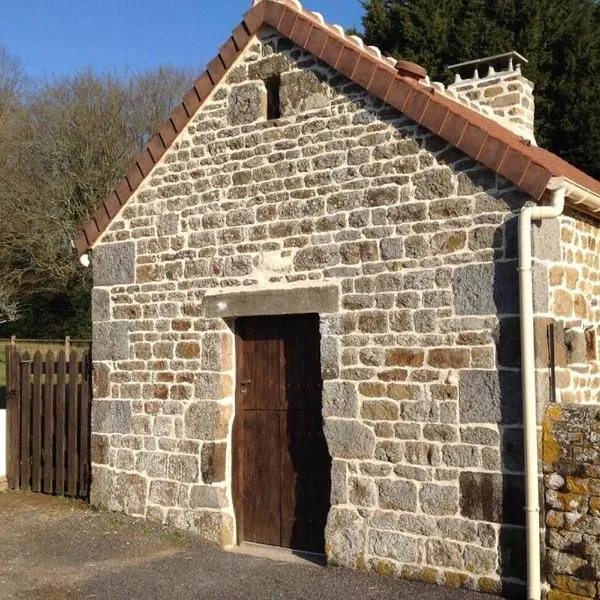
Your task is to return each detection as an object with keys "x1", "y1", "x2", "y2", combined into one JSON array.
[
  {"x1": 146, "y1": 136, "x2": 166, "y2": 163},
  {"x1": 458, "y1": 123, "x2": 488, "y2": 159},
  {"x1": 207, "y1": 56, "x2": 227, "y2": 84},
  {"x1": 219, "y1": 38, "x2": 239, "y2": 69},
  {"x1": 320, "y1": 35, "x2": 344, "y2": 66},
  {"x1": 194, "y1": 74, "x2": 214, "y2": 101},
  {"x1": 73, "y1": 230, "x2": 88, "y2": 255},
  {"x1": 305, "y1": 25, "x2": 327, "y2": 58},
  {"x1": 170, "y1": 105, "x2": 189, "y2": 132},
  {"x1": 114, "y1": 178, "x2": 132, "y2": 205},
  {"x1": 278, "y1": 7, "x2": 298, "y2": 38},
  {"x1": 386, "y1": 78, "x2": 412, "y2": 111},
  {"x1": 158, "y1": 119, "x2": 178, "y2": 148},
  {"x1": 93, "y1": 205, "x2": 111, "y2": 232},
  {"x1": 478, "y1": 137, "x2": 509, "y2": 173},
  {"x1": 182, "y1": 88, "x2": 202, "y2": 117},
  {"x1": 289, "y1": 14, "x2": 313, "y2": 47},
  {"x1": 125, "y1": 163, "x2": 144, "y2": 191},
  {"x1": 497, "y1": 147, "x2": 531, "y2": 186},
  {"x1": 520, "y1": 161, "x2": 554, "y2": 200},
  {"x1": 75, "y1": 0, "x2": 600, "y2": 254},
  {"x1": 420, "y1": 101, "x2": 450, "y2": 137},
  {"x1": 104, "y1": 192, "x2": 121, "y2": 218},
  {"x1": 353, "y1": 56, "x2": 377, "y2": 90},
  {"x1": 264, "y1": 1, "x2": 286, "y2": 28},
  {"x1": 243, "y1": 3, "x2": 265, "y2": 34},
  {"x1": 232, "y1": 24, "x2": 252, "y2": 51},
  {"x1": 401, "y1": 86, "x2": 430, "y2": 122},
  {"x1": 136, "y1": 150, "x2": 155, "y2": 177},
  {"x1": 439, "y1": 111, "x2": 469, "y2": 147},
  {"x1": 367, "y1": 66, "x2": 395, "y2": 100},
  {"x1": 83, "y1": 219, "x2": 99, "y2": 246}
]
